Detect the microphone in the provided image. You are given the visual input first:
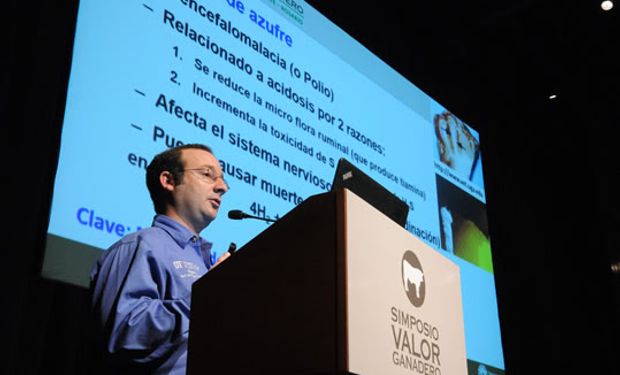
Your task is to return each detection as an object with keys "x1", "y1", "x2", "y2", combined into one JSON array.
[{"x1": 228, "y1": 209, "x2": 276, "y2": 223}]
